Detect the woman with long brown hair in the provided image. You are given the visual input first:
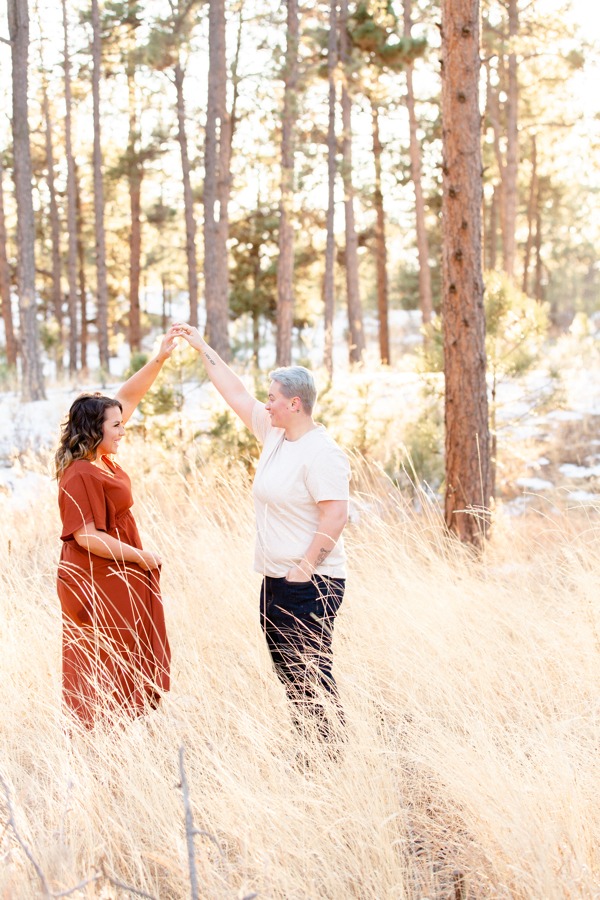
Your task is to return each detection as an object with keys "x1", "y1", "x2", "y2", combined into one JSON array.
[{"x1": 55, "y1": 328, "x2": 177, "y2": 728}]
